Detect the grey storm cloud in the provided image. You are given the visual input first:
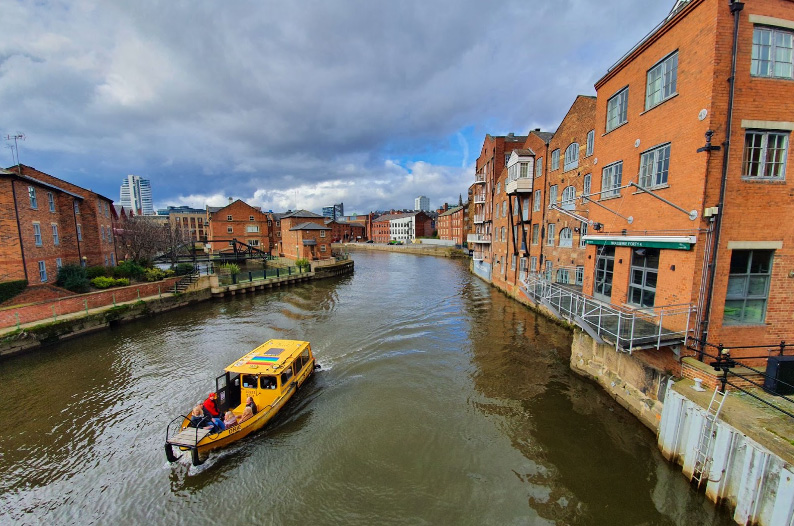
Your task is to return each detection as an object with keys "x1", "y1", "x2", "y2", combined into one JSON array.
[{"x1": 0, "y1": 0, "x2": 673, "y2": 213}]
